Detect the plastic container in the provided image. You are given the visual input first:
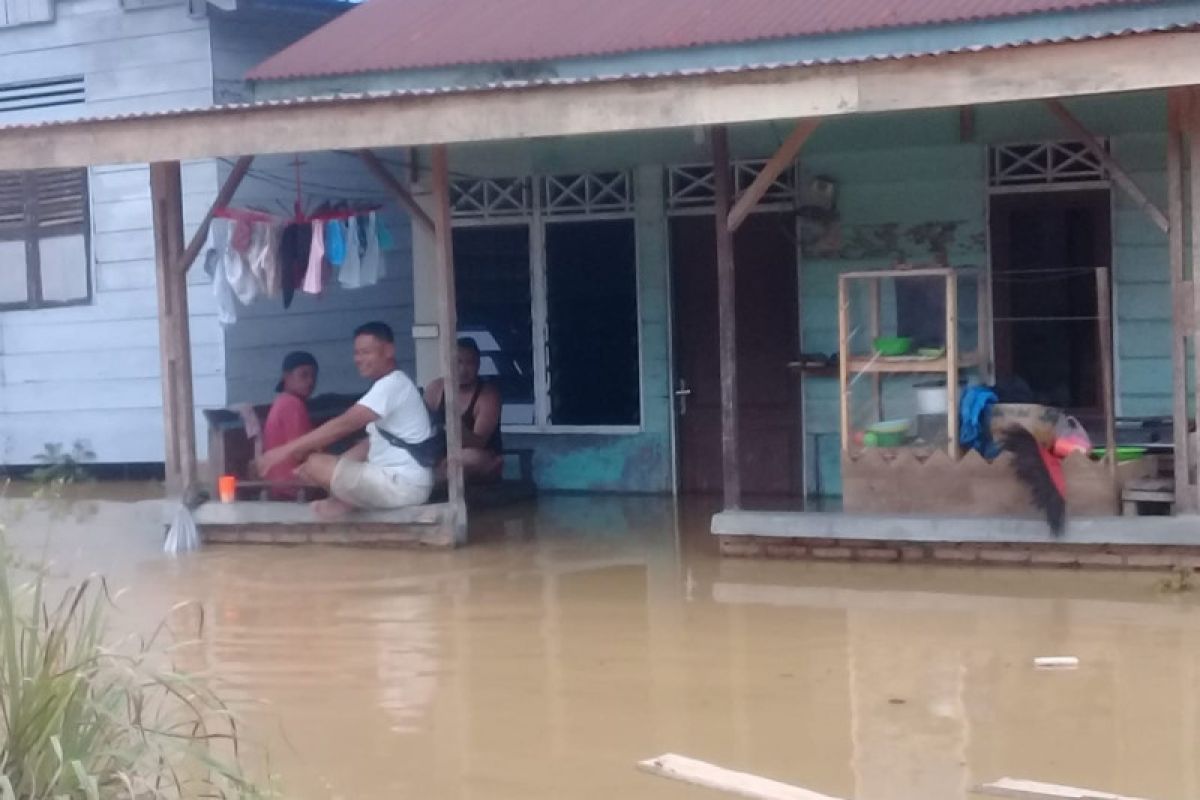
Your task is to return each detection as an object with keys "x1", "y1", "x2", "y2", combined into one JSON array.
[
  {"x1": 873, "y1": 336, "x2": 913, "y2": 356},
  {"x1": 218, "y1": 475, "x2": 238, "y2": 504}
]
